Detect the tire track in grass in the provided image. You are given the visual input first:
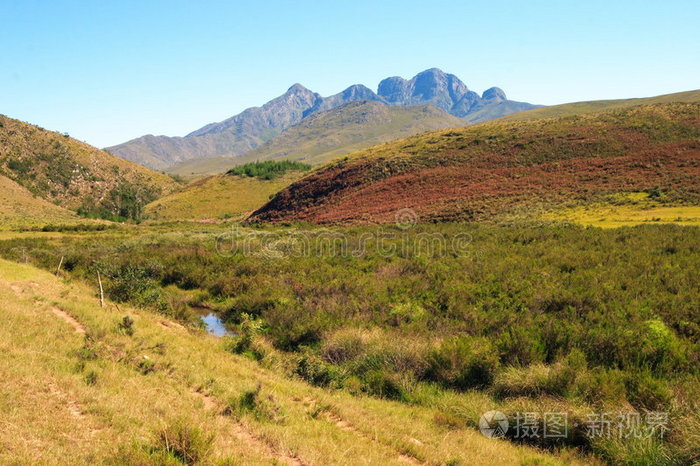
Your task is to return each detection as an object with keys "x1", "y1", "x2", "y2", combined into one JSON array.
[{"x1": 5, "y1": 281, "x2": 86, "y2": 335}]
